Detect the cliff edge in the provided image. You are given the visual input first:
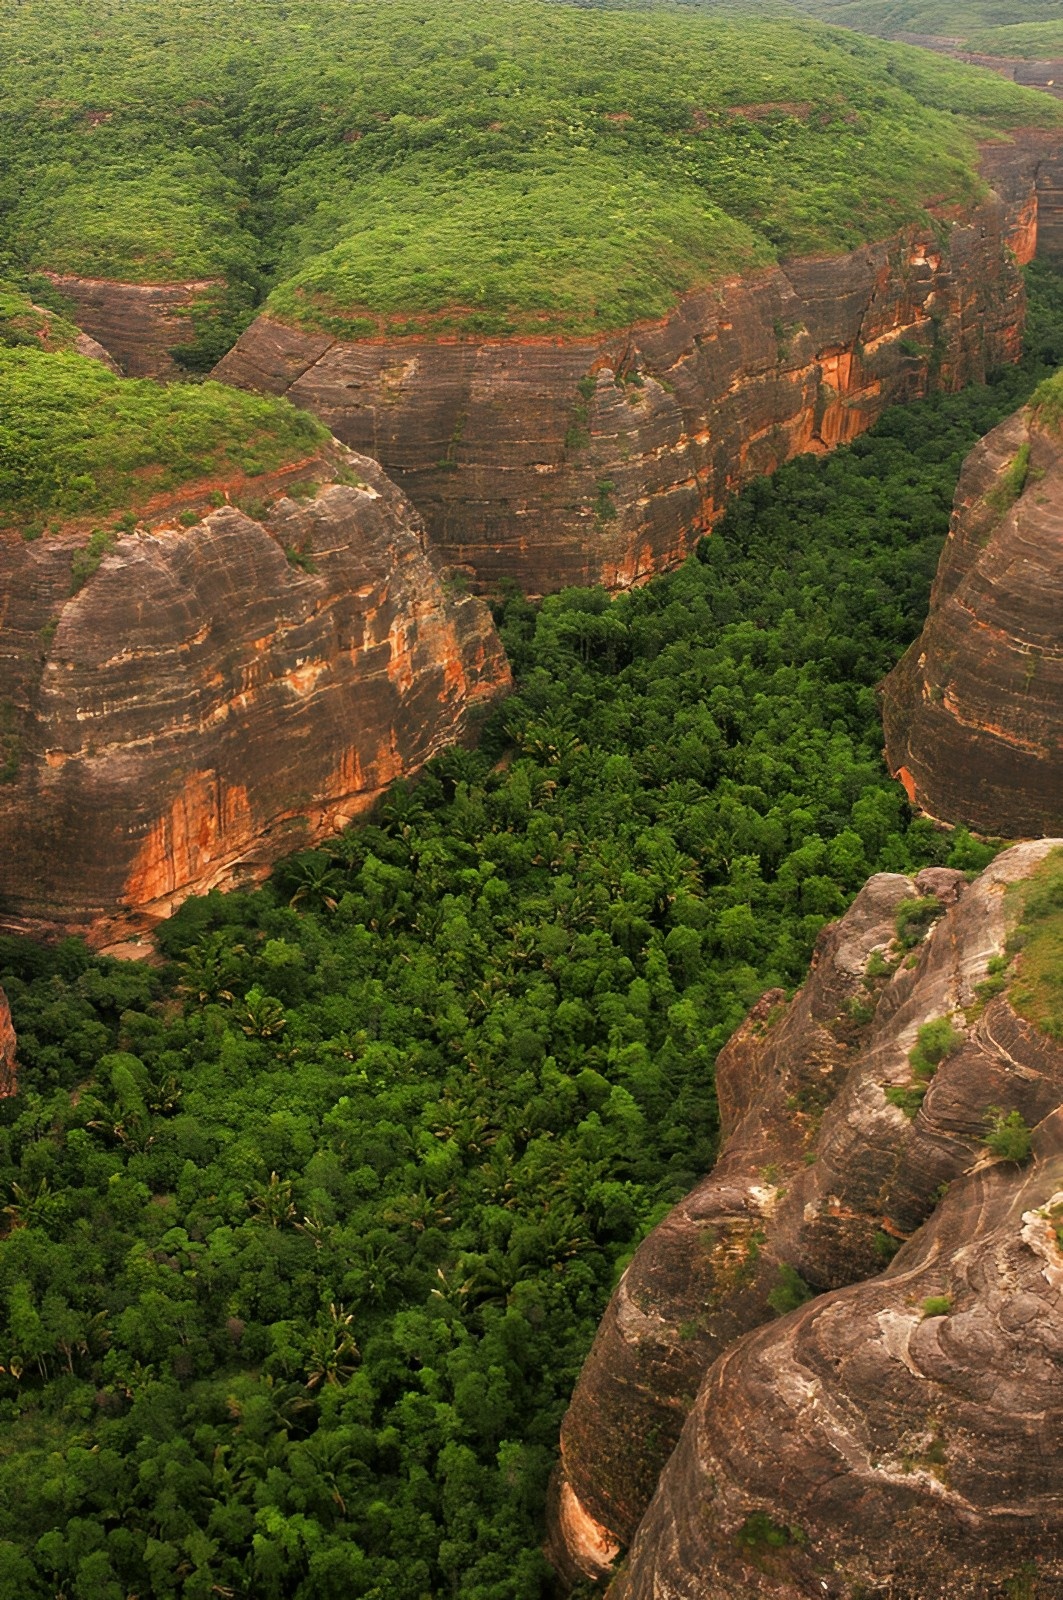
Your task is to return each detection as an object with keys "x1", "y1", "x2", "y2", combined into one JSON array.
[
  {"x1": 550, "y1": 842, "x2": 1063, "y2": 1594},
  {"x1": 881, "y1": 380, "x2": 1063, "y2": 838},
  {"x1": 0, "y1": 447, "x2": 508, "y2": 945},
  {"x1": 216, "y1": 145, "x2": 1057, "y2": 596}
]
